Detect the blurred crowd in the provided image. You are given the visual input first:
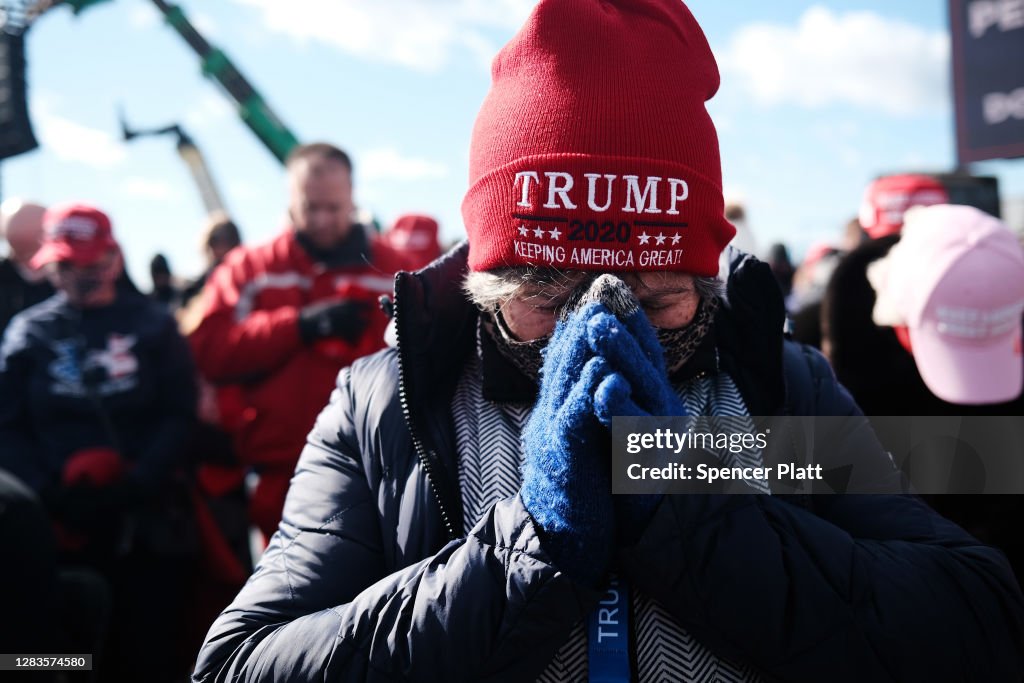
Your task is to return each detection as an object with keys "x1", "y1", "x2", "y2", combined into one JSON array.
[
  {"x1": 0, "y1": 143, "x2": 444, "y2": 682},
  {"x1": 0, "y1": 145, "x2": 1022, "y2": 681}
]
